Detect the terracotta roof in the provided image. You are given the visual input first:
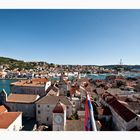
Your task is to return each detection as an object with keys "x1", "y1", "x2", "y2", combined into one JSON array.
[
  {"x1": 0, "y1": 112, "x2": 22, "y2": 129},
  {"x1": 0, "y1": 105, "x2": 7, "y2": 113},
  {"x1": 53, "y1": 102, "x2": 64, "y2": 113},
  {"x1": 36, "y1": 96, "x2": 72, "y2": 106},
  {"x1": 7, "y1": 94, "x2": 39, "y2": 103},
  {"x1": 10, "y1": 78, "x2": 47, "y2": 87},
  {"x1": 108, "y1": 99, "x2": 137, "y2": 122},
  {"x1": 31, "y1": 78, "x2": 48, "y2": 83},
  {"x1": 70, "y1": 85, "x2": 80, "y2": 95}
]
